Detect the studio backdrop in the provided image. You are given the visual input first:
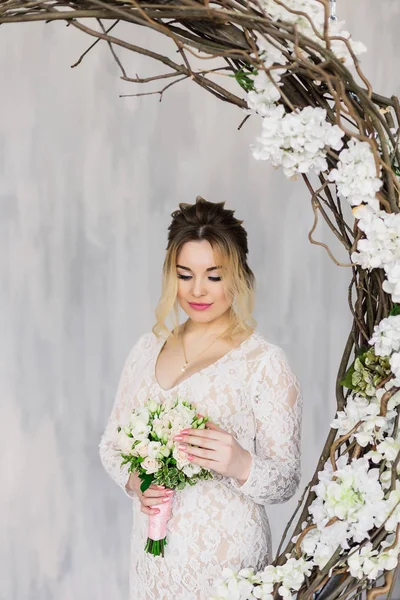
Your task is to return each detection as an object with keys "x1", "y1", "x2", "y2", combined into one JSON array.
[{"x1": 1, "y1": 2, "x2": 399, "y2": 598}]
